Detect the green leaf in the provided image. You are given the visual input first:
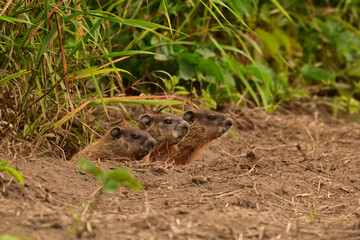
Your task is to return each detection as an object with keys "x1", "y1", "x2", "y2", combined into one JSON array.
[
  {"x1": 102, "y1": 179, "x2": 119, "y2": 194},
  {"x1": 256, "y1": 29, "x2": 279, "y2": 53},
  {"x1": 178, "y1": 63, "x2": 194, "y2": 80},
  {"x1": 105, "y1": 168, "x2": 142, "y2": 191},
  {"x1": 301, "y1": 65, "x2": 335, "y2": 84},
  {"x1": 77, "y1": 158, "x2": 104, "y2": 178},
  {"x1": 0, "y1": 165, "x2": 25, "y2": 186},
  {"x1": 198, "y1": 58, "x2": 222, "y2": 81}
]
